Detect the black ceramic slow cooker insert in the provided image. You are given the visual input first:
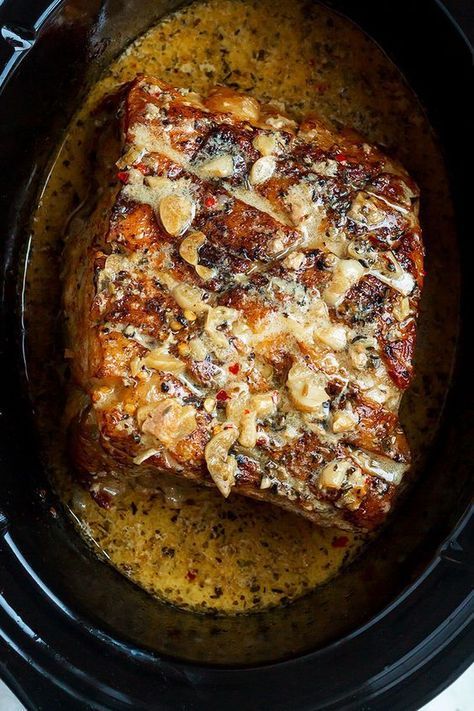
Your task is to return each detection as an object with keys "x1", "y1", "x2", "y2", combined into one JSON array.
[{"x1": 0, "y1": 1, "x2": 473, "y2": 709}]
